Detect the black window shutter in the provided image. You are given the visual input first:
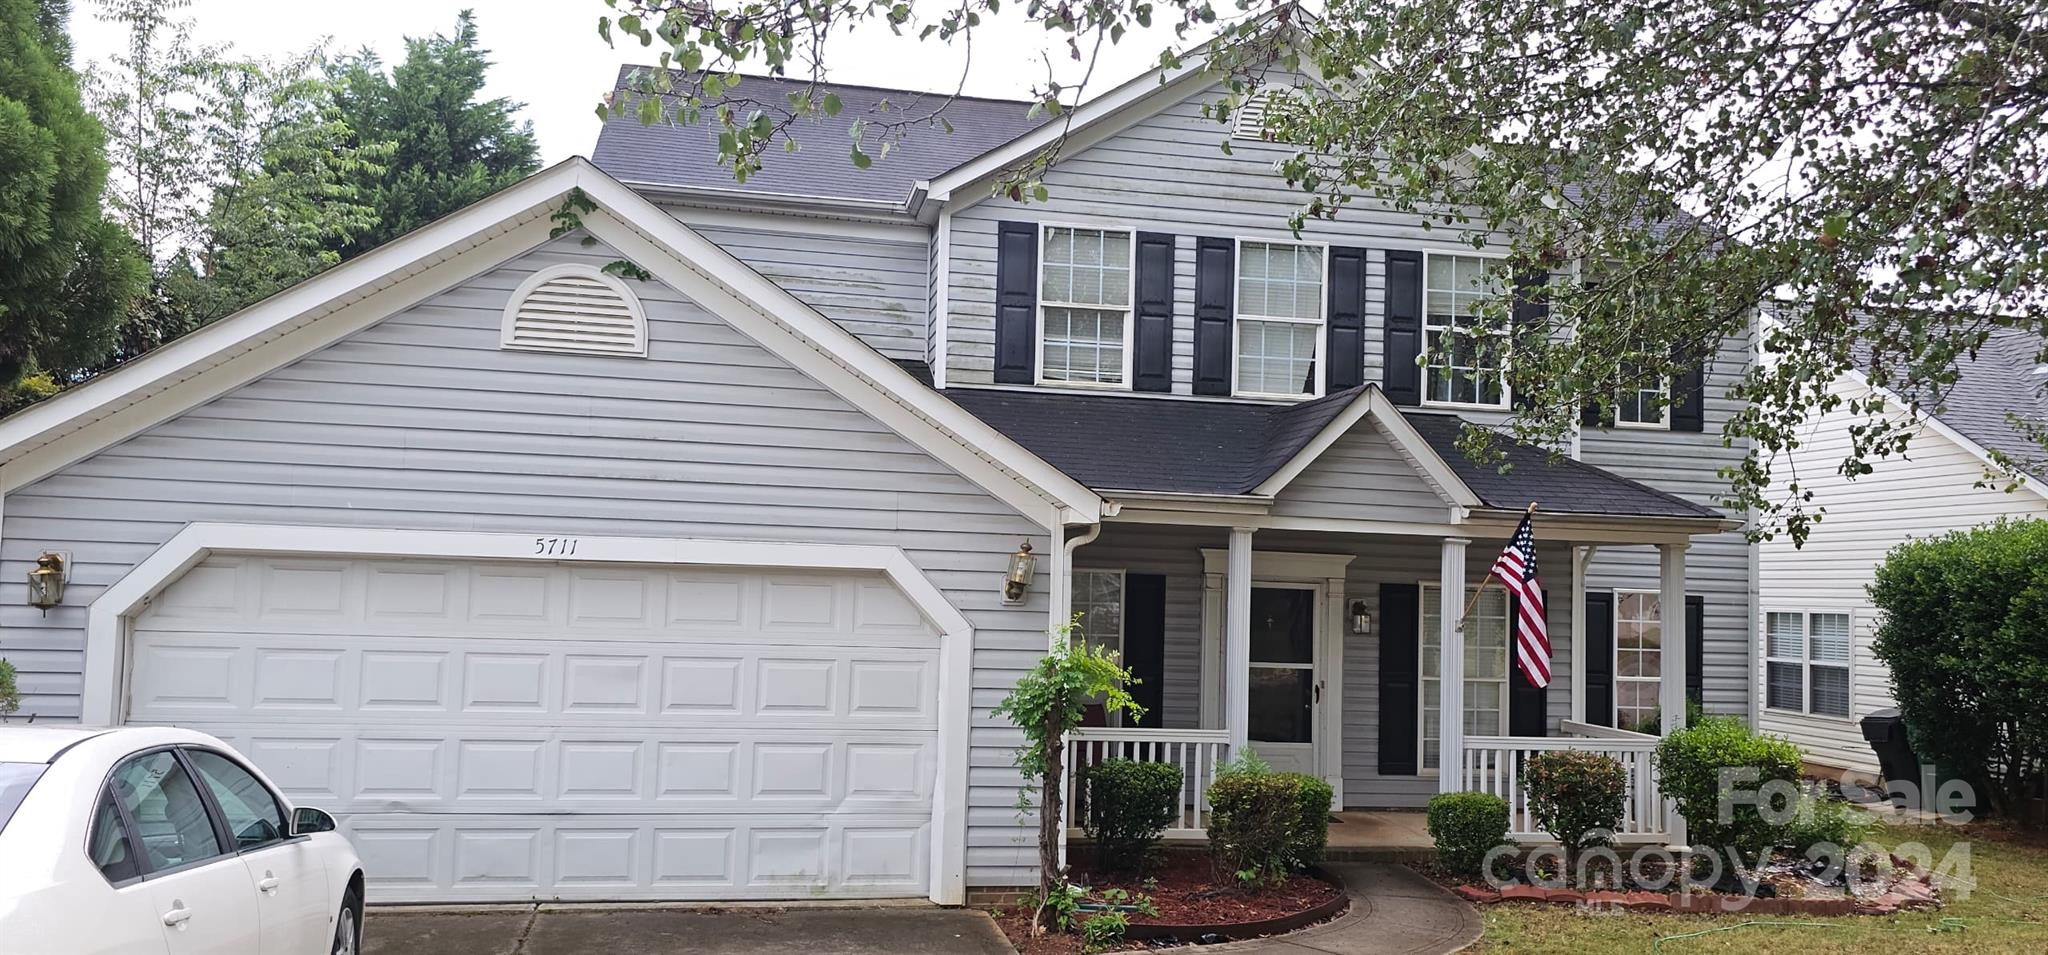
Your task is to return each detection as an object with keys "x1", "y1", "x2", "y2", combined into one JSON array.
[
  {"x1": 1377, "y1": 583, "x2": 1421, "y2": 775},
  {"x1": 1123, "y1": 573, "x2": 1167, "y2": 724},
  {"x1": 1671, "y1": 347, "x2": 1706, "y2": 432},
  {"x1": 1510, "y1": 271, "x2": 1548, "y2": 412},
  {"x1": 1382, "y1": 250, "x2": 1424, "y2": 405},
  {"x1": 1685, "y1": 594, "x2": 1705, "y2": 709},
  {"x1": 1582, "y1": 591, "x2": 1615, "y2": 727},
  {"x1": 1193, "y1": 237, "x2": 1235, "y2": 396},
  {"x1": 1131, "y1": 233, "x2": 1176, "y2": 393},
  {"x1": 1326, "y1": 247, "x2": 1368, "y2": 390},
  {"x1": 1508, "y1": 590, "x2": 1550, "y2": 736},
  {"x1": 994, "y1": 221, "x2": 1038, "y2": 384}
]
